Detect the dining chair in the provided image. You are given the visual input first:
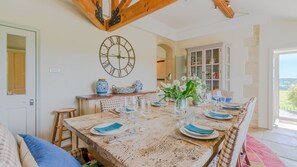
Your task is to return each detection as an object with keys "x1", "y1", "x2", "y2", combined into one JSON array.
[
  {"x1": 209, "y1": 97, "x2": 256, "y2": 167},
  {"x1": 100, "y1": 96, "x2": 124, "y2": 112},
  {"x1": 210, "y1": 89, "x2": 234, "y2": 102},
  {"x1": 219, "y1": 97, "x2": 256, "y2": 167}
]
